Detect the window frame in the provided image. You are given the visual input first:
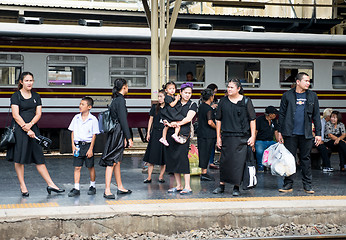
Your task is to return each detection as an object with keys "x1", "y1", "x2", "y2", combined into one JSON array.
[
  {"x1": 46, "y1": 55, "x2": 88, "y2": 87},
  {"x1": 279, "y1": 60, "x2": 314, "y2": 88},
  {"x1": 225, "y1": 58, "x2": 261, "y2": 88},
  {"x1": 169, "y1": 58, "x2": 206, "y2": 88},
  {"x1": 109, "y1": 56, "x2": 148, "y2": 88},
  {"x1": 0, "y1": 54, "x2": 24, "y2": 86},
  {"x1": 332, "y1": 61, "x2": 346, "y2": 89}
]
